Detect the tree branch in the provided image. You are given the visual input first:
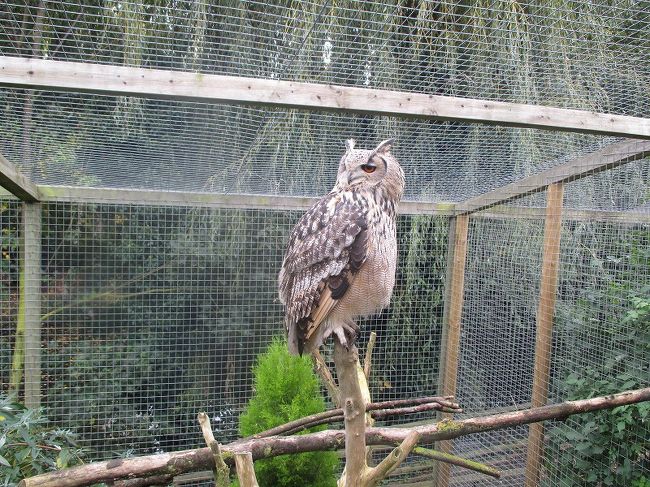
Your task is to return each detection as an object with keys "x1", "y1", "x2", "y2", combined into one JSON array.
[
  {"x1": 412, "y1": 446, "x2": 500, "y2": 478},
  {"x1": 19, "y1": 387, "x2": 650, "y2": 487},
  {"x1": 334, "y1": 340, "x2": 368, "y2": 486},
  {"x1": 363, "y1": 331, "x2": 377, "y2": 380},
  {"x1": 312, "y1": 349, "x2": 340, "y2": 407},
  {"x1": 234, "y1": 452, "x2": 259, "y2": 487},
  {"x1": 260, "y1": 397, "x2": 462, "y2": 437},
  {"x1": 363, "y1": 431, "x2": 420, "y2": 486},
  {"x1": 197, "y1": 412, "x2": 229, "y2": 487}
]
